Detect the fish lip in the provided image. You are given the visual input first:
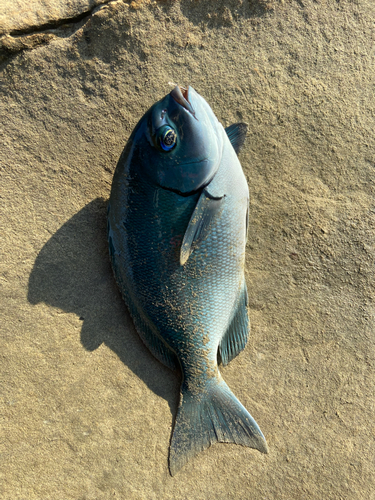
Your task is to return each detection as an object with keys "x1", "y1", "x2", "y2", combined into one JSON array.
[{"x1": 170, "y1": 85, "x2": 197, "y2": 119}]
